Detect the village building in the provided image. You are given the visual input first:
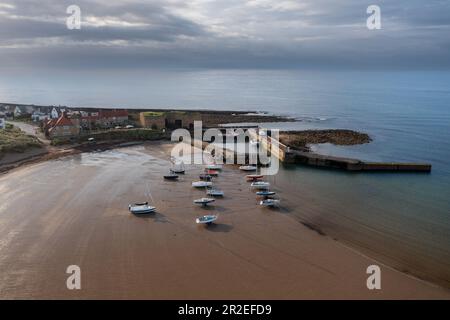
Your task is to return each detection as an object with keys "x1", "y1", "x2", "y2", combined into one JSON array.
[
  {"x1": 77, "y1": 110, "x2": 129, "y2": 130},
  {"x1": 31, "y1": 111, "x2": 51, "y2": 122},
  {"x1": 0, "y1": 113, "x2": 6, "y2": 129},
  {"x1": 45, "y1": 113, "x2": 80, "y2": 139},
  {"x1": 14, "y1": 105, "x2": 35, "y2": 118},
  {"x1": 139, "y1": 111, "x2": 200, "y2": 130}
]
